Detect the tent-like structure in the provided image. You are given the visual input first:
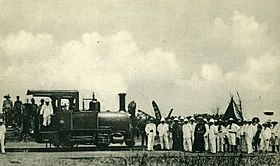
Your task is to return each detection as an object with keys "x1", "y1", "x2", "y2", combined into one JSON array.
[{"x1": 222, "y1": 96, "x2": 243, "y2": 121}]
